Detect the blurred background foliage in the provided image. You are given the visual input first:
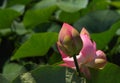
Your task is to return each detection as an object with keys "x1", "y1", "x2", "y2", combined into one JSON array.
[{"x1": 0, "y1": 0, "x2": 120, "y2": 83}]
